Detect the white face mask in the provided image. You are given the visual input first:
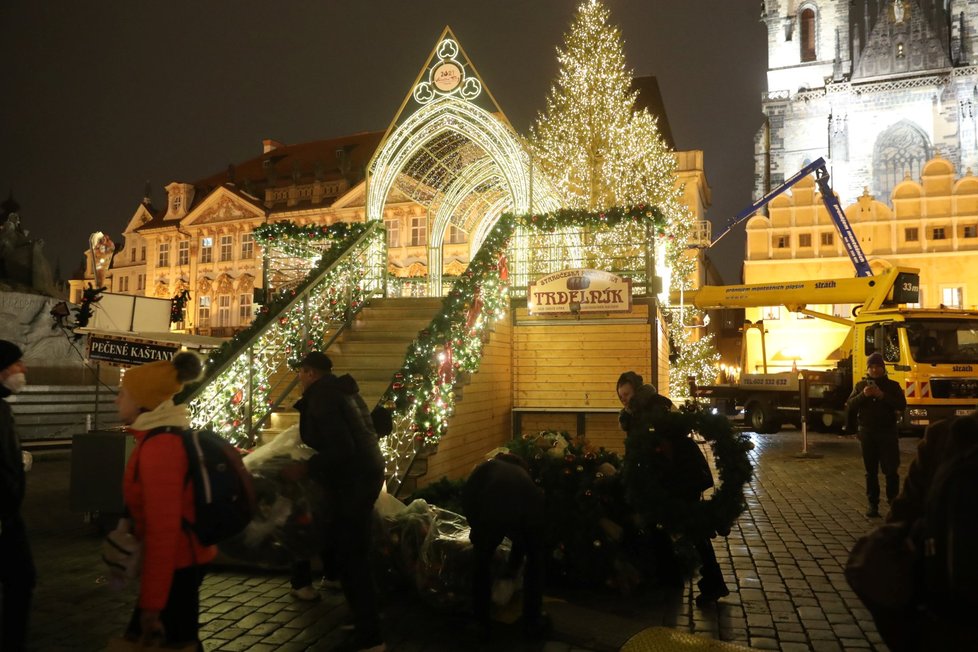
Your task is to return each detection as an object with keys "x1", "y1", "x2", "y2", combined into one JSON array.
[{"x1": 2, "y1": 372, "x2": 26, "y2": 394}]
